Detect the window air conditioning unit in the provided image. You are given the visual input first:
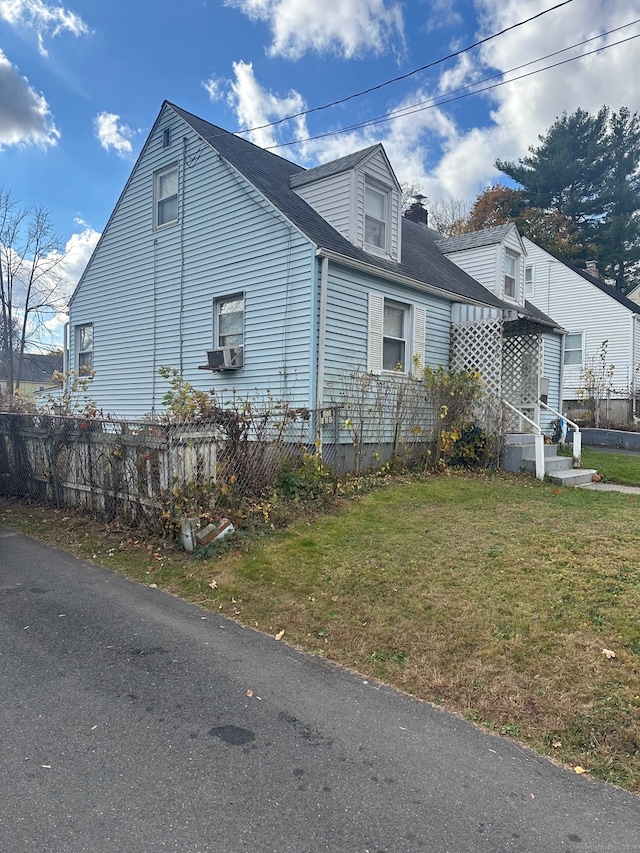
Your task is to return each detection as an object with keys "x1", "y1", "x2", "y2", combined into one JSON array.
[{"x1": 206, "y1": 346, "x2": 243, "y2": 370}]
